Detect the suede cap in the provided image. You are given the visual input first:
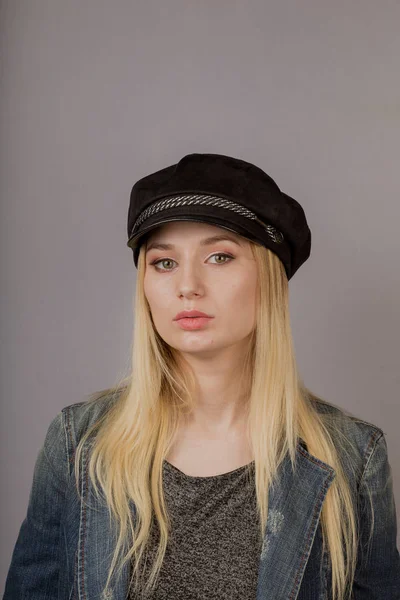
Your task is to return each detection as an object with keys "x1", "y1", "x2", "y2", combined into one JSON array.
[{"x1": 127, "y1": 153, "x2": 311, "y2": 280}]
